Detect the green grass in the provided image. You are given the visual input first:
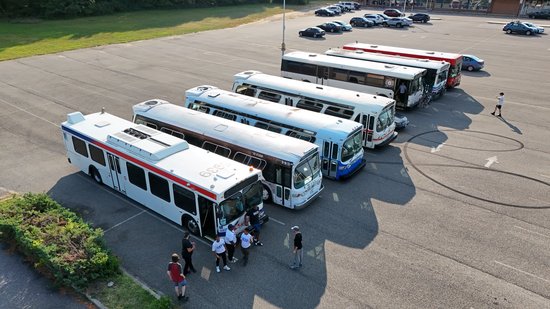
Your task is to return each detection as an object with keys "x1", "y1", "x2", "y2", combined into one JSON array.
[
  {"x1": 89, "y1": 273, "x2": 173, "y2": 309},
  {"x1": 0, "y1": 4, "x2": 294, "y2": 61}
]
